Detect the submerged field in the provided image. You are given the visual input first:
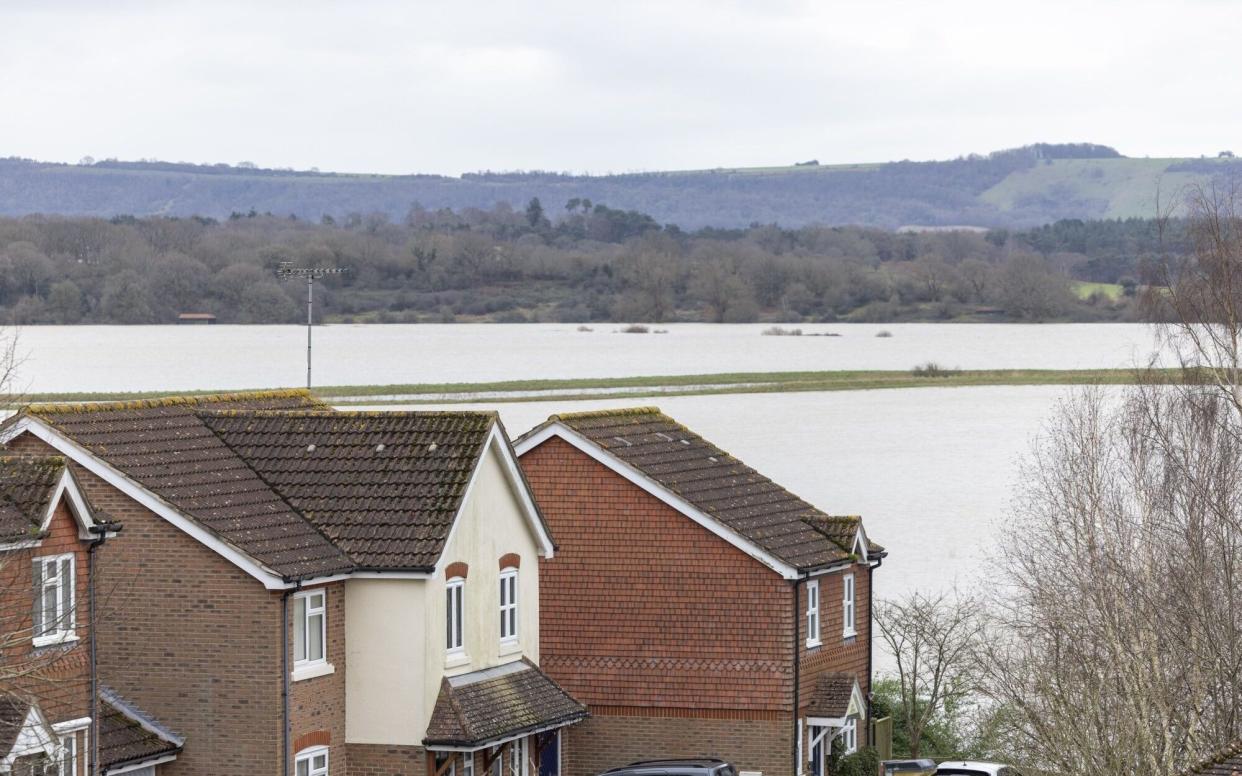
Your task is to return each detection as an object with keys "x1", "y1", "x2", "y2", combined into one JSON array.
[{"x1": 9, "y1": 367, "x2": 1177, "y2": 408}]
